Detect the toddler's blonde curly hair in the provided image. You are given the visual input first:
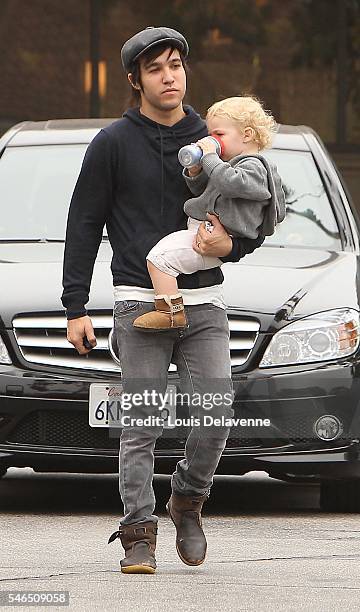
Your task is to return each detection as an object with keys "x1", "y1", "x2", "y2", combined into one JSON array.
[{"x1": 206, "y1": 95, "x2": 277, "y2": 150}]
